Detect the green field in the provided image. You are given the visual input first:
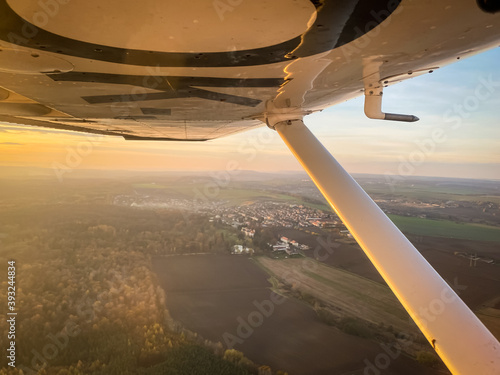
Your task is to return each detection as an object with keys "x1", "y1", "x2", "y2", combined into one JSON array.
[
  {"x1": 363, "y1": 184, "x2": 500, "y2": 204},
  {"x1": 133, "y1": 181, "x2": 331, "y2": 210},
  {"x1": 389, "y1": 214, "x2": 500, "y2": 242}
]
